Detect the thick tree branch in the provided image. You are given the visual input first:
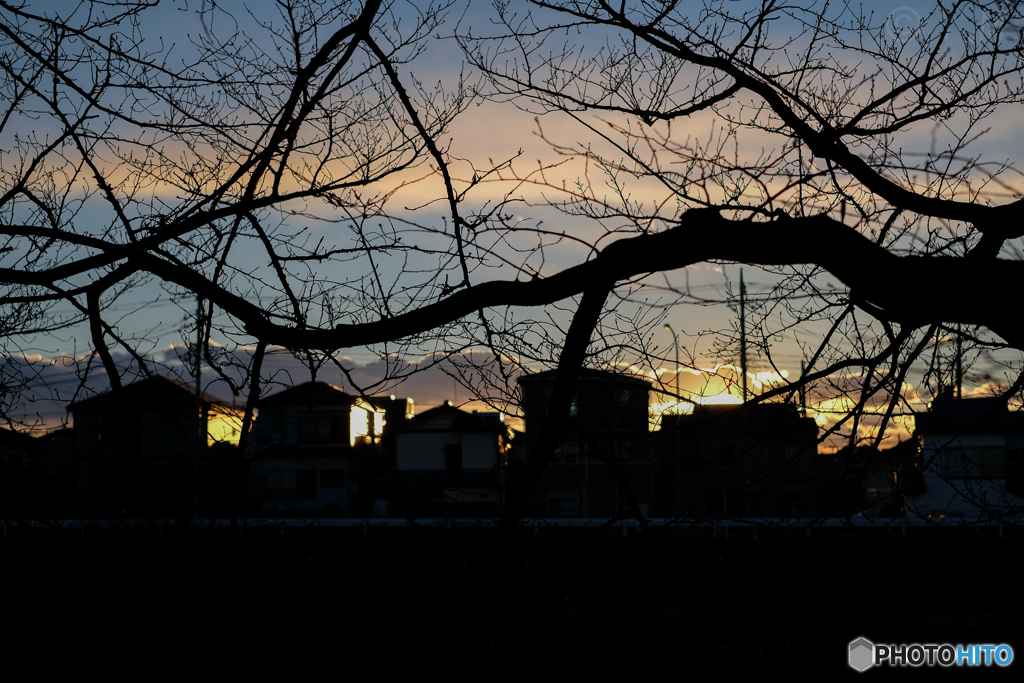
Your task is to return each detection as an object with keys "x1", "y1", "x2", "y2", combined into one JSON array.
[
  {"x1": 103, "y1": 209, "x2": 1024, "y2": 352},
  {"x1": 498, "y1": 283, "x2": 613, "y2": 531}
]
